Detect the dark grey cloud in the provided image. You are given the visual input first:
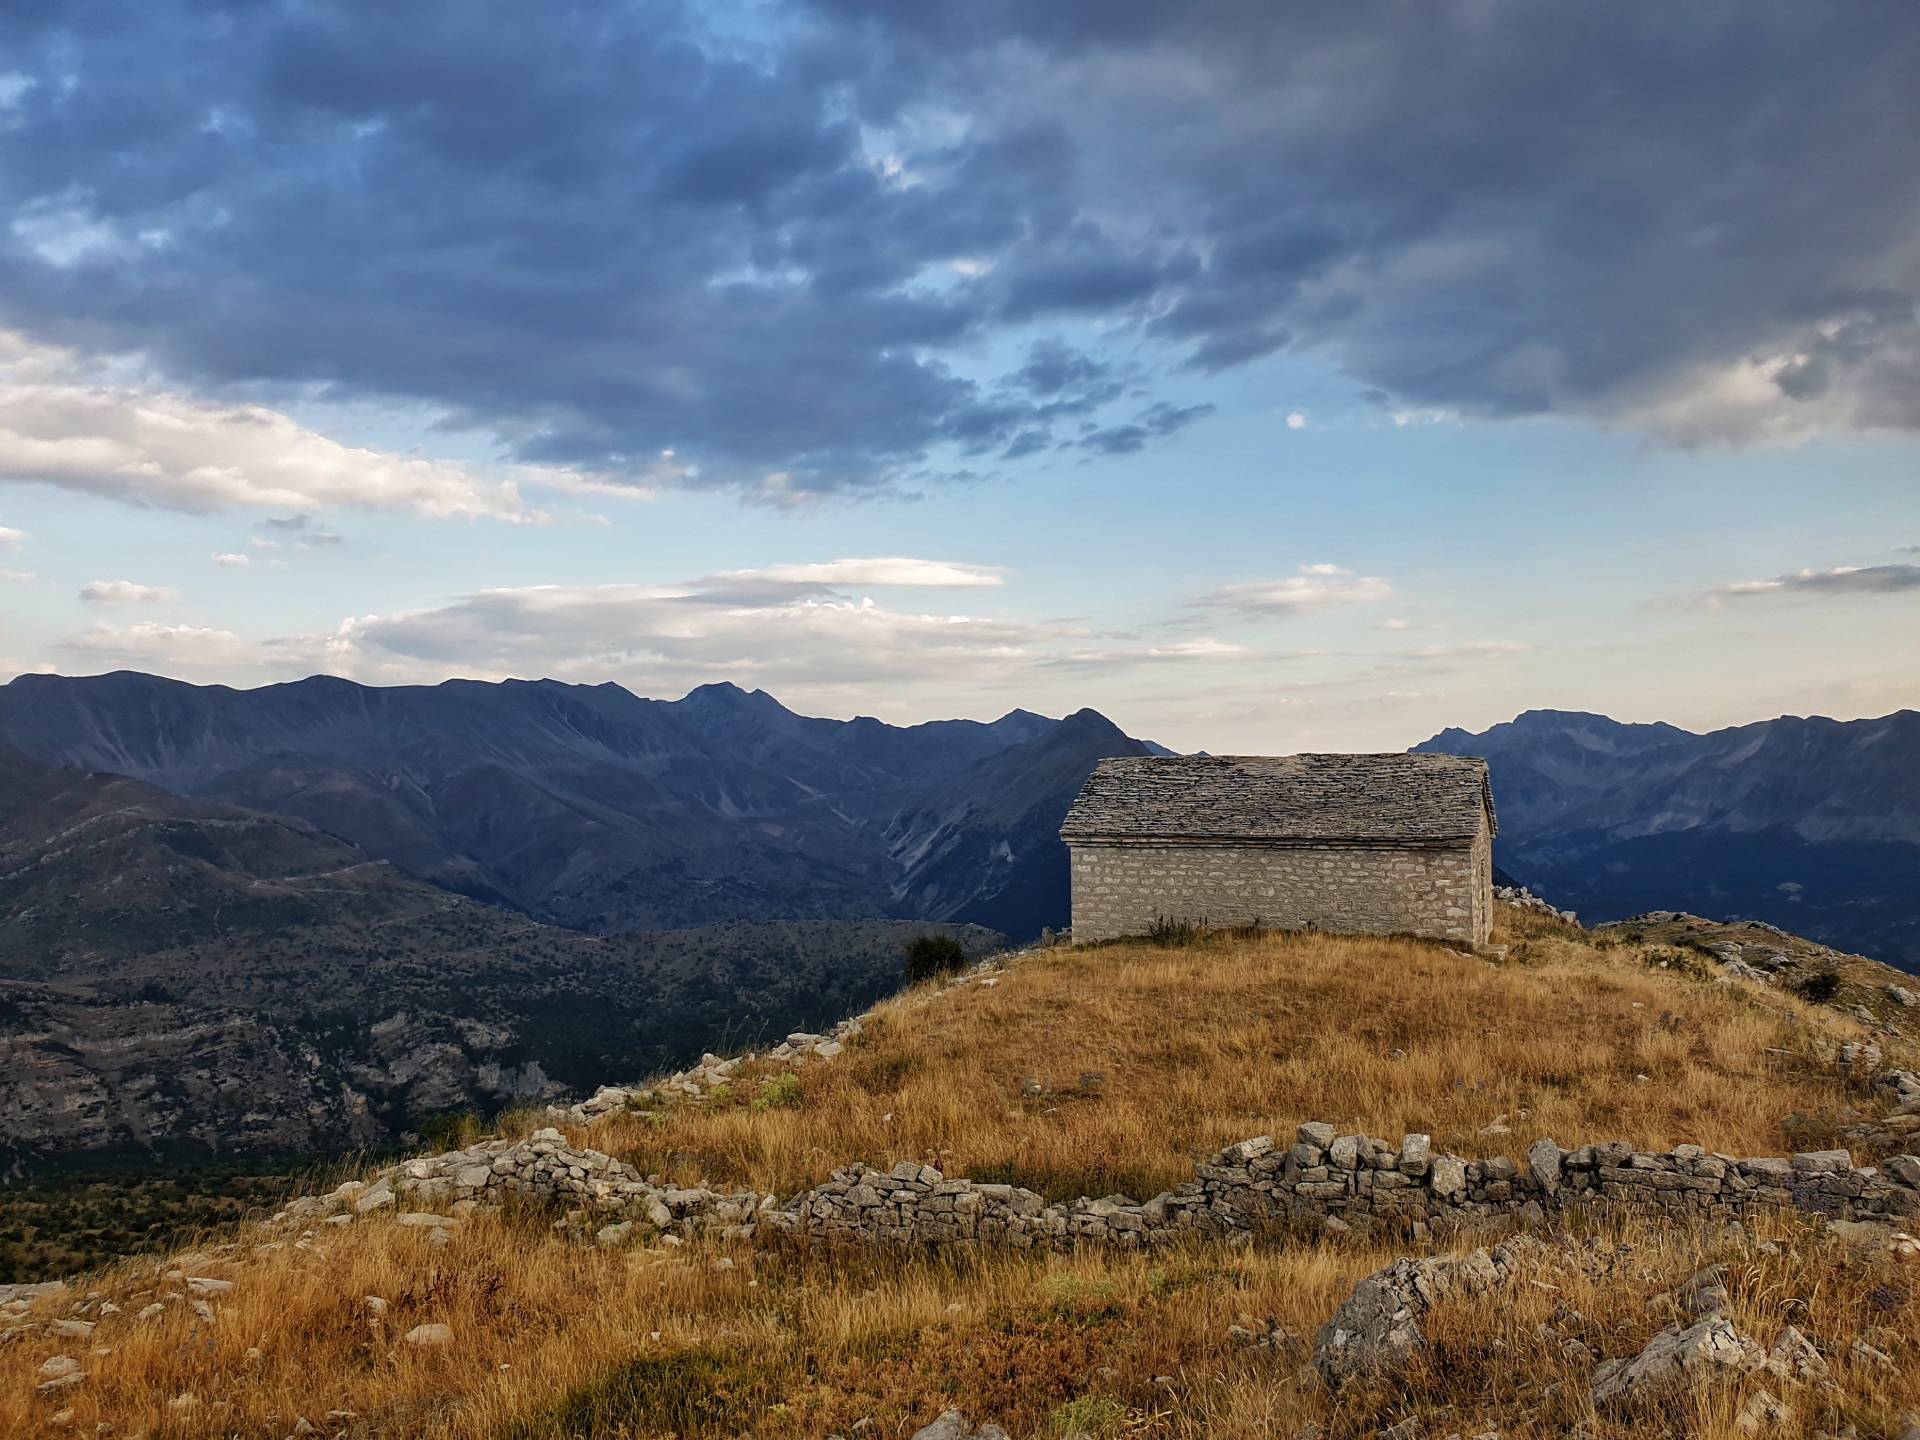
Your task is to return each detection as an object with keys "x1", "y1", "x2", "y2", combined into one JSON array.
[
  {"x1": 2, "y1": 1, "x2": 1916, "y2": 504},
  {"x1": 1710, "y1": 564, "x2": 1920, "y2": 603},
  {"x1": 263, "y1": 515, "x2": 343, "y2": 545},
  {"x1": 1080, "y1": 400, "x2": 1215, "y2": 456}
]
